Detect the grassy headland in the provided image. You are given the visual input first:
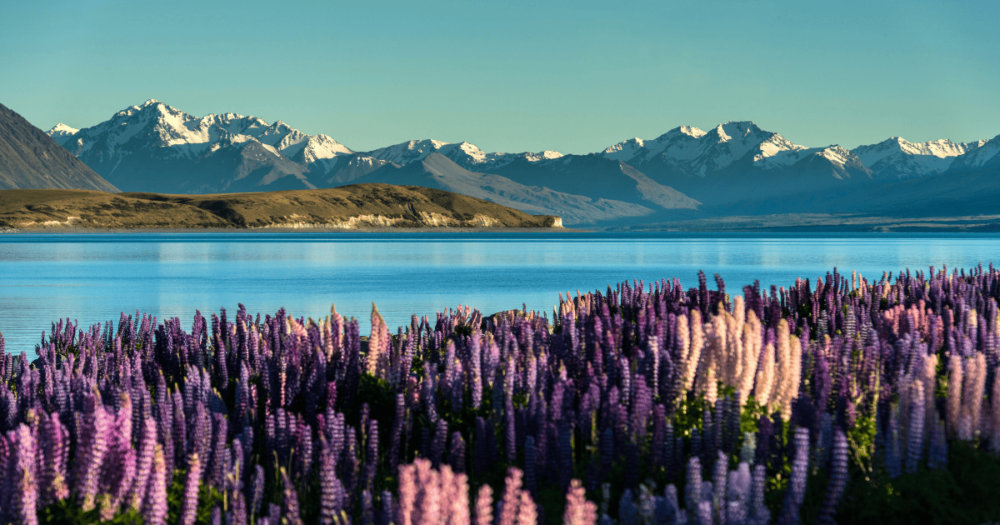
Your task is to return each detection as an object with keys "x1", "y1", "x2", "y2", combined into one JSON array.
[{"x1": 0, "y1": 184, "x2": 563, "y2": 230}]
